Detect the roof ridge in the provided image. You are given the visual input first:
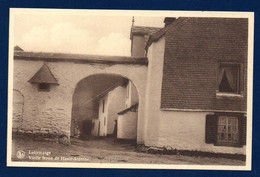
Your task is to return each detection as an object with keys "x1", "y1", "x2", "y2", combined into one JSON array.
[{"x1": 145, "y1": 17, "x2": 190, "y2": 50}]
